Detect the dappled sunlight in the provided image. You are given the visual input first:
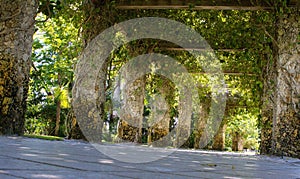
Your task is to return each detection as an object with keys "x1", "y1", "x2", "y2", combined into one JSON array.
[
  {"x1": 21, "y1": 153, "x2": 38, "y2": 157},
  {"x1": 0, "y1": 136, "x2": 299, "y2": 178},
  {"x1": 58, "y1": 153, "x2": 69, "y2": 156},
  {"x1": 31, "y1": 174, "x2": 62, "y2": 179},
  {"x1": 98, "y1": 159, "x2": 114, "y2": 164},
  {"x1": 19, "y1": 146, "x2": 30, "y2": 150}
]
